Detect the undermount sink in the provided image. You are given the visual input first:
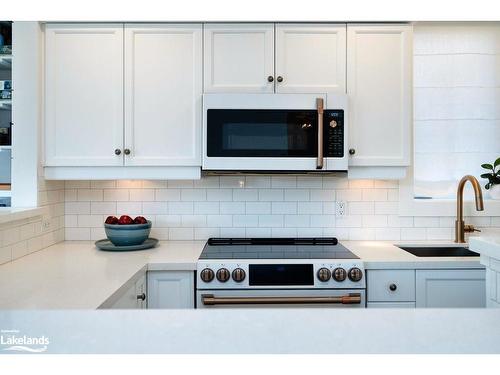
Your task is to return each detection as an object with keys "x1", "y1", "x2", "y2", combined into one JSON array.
[{"x1": 397, "y1": 246, "x2": 480, "y2": 257}]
